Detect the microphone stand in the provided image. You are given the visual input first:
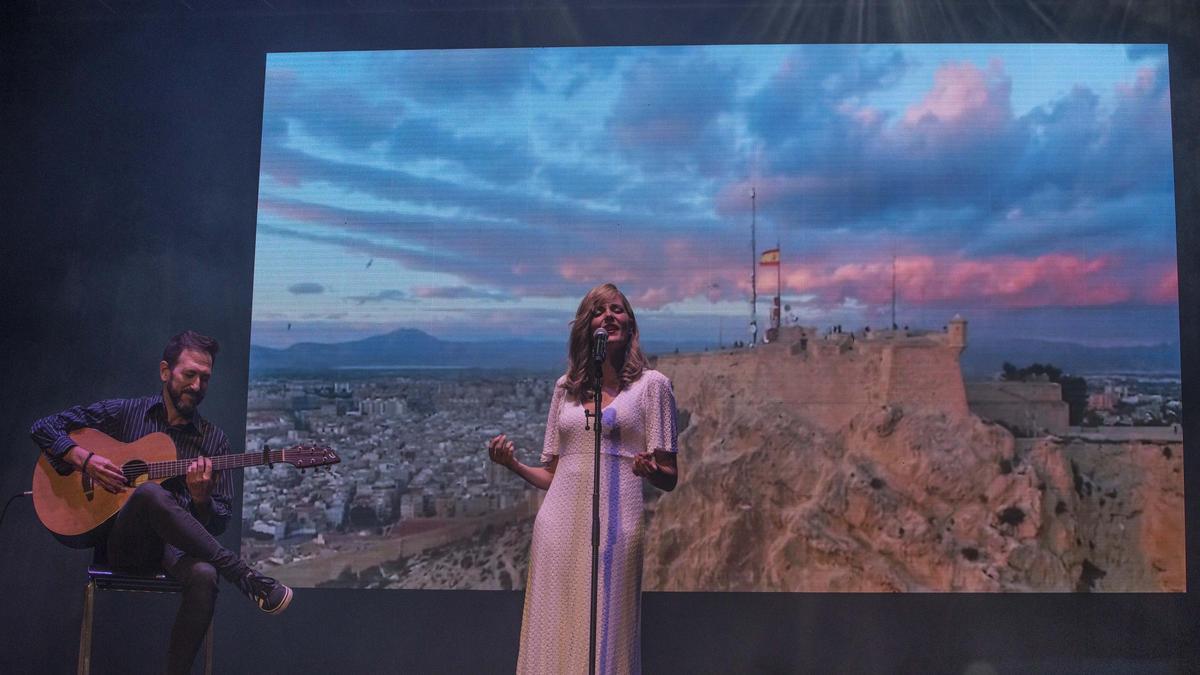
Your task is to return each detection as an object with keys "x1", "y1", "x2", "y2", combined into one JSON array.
[{"x1": 587, "y1": 340, "x2": 604, "y2": 675}]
